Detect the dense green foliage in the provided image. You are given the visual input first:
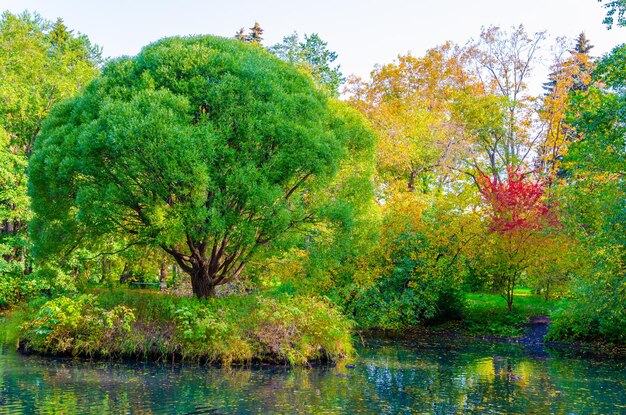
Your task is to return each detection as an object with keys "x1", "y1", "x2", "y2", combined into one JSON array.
[
  {"x1": 20, "y1": 290, "x2": 354, "y2": 365},
  {"x1": 548, "y1": 44, "x2": 626, "y2": 343},
  {"x1": 348, "y1": 230, "x2": 465, "y2": 329},
  {"x1": 29, "y1": 35, "x2": 373, "y2": 299},
  {"x1": 21, "y1": 294, "x2": 136, "y2": 356},
  {"x1": 0, "y1": 11, "x2": 100, "y2": 289}
]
